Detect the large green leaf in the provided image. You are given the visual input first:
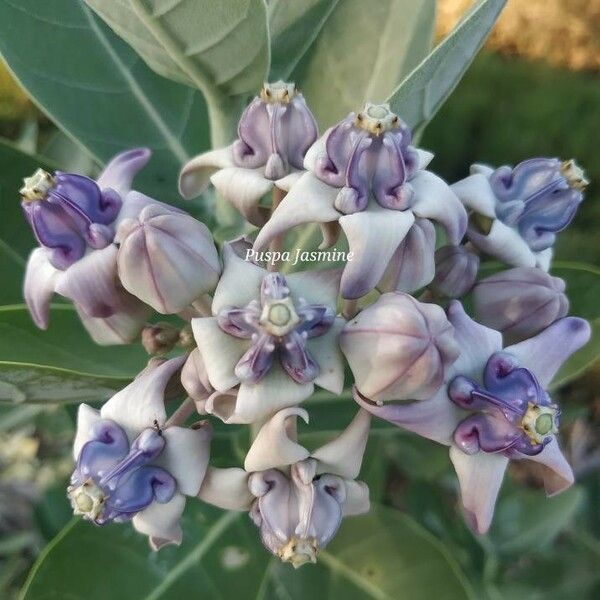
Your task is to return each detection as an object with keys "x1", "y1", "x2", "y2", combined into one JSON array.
[
  {"x1": 0, "y1": 0, "x2": 209, "y2": 205},
  {"x1": 84, "y1": 0, "x2": 269, "y2": 122},
  {"x1": 293, "y1": 0, "x2": 437, "y2": 128},
  {"x1": 0, "y1": 139, "x2": 55, "y2": 305},
  {"x1": 21, "y1": 504, "x2": 473, "y2": 600},
  {"x1": 386, "y1": 0, "x2": 506, "y2": 132}
]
